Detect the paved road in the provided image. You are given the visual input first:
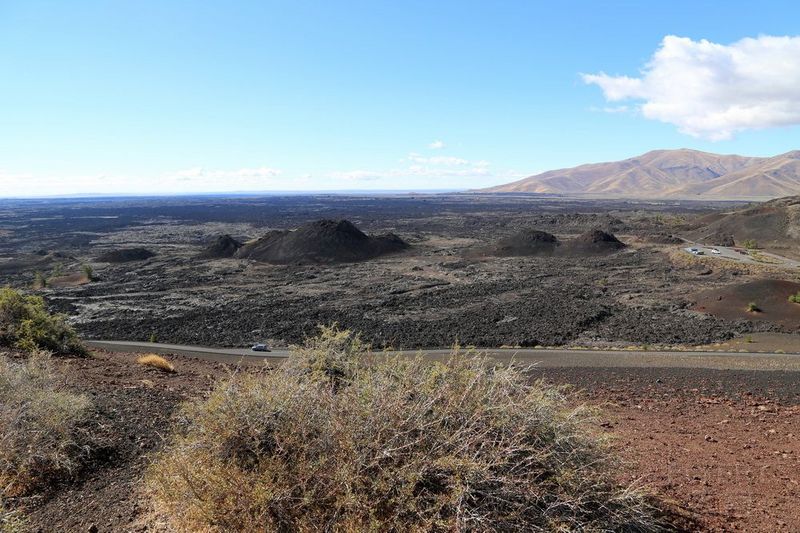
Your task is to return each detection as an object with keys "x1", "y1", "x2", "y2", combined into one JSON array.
[
  {"x1": 86, "y1": 340, "x2": 800, "y2": 372},
  {"x1": 683, "y1": 243, "x2": 800, "y2": 269}
]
